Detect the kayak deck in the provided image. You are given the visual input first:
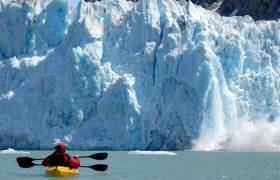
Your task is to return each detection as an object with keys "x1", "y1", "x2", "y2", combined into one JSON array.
[{"x1": 46, "y1": 166, "x2": 79, "y2": 177}]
